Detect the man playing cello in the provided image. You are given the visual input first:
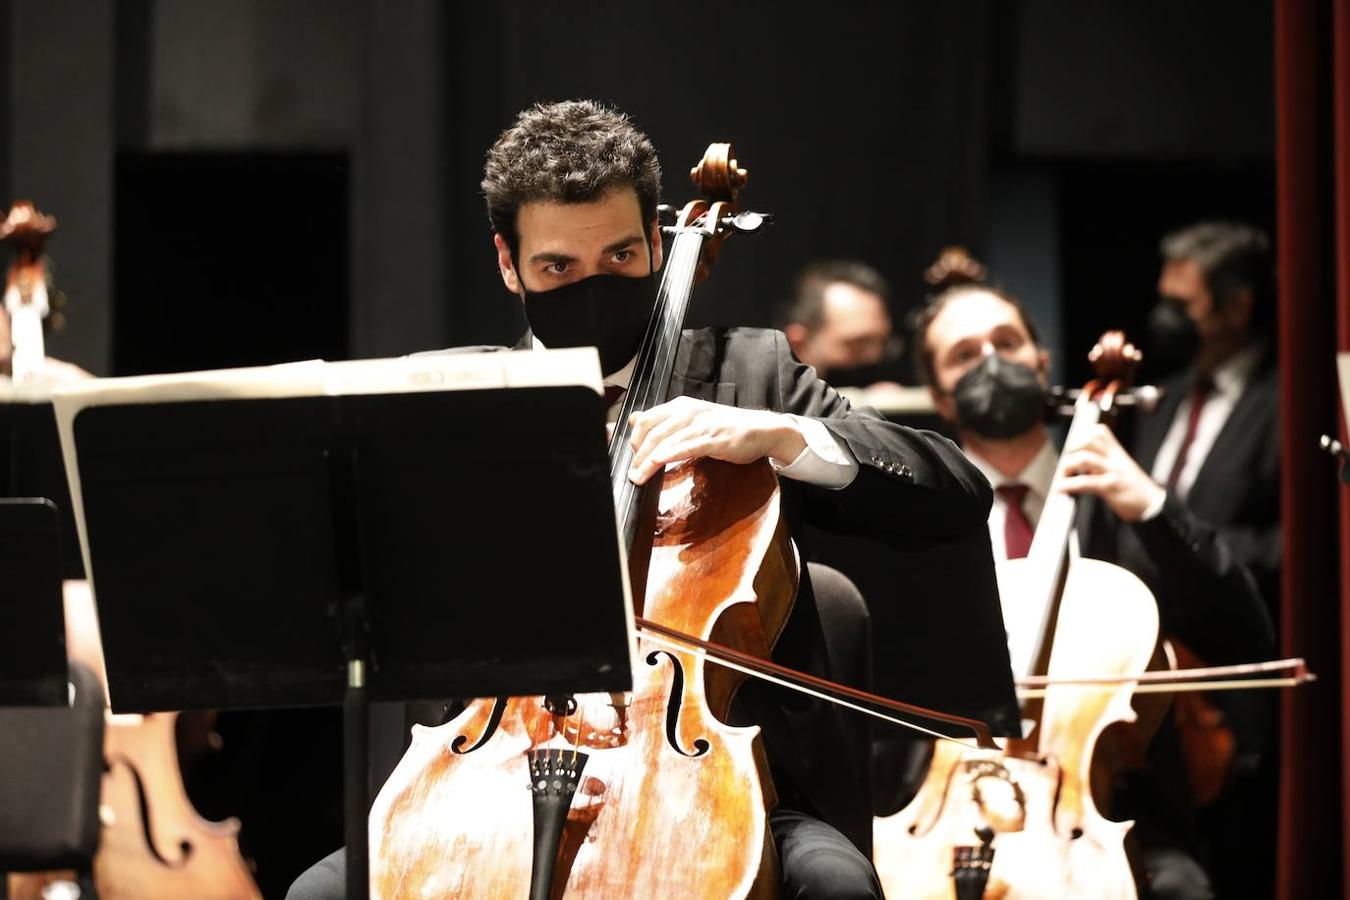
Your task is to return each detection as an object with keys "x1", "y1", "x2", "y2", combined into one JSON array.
[{"x1": 290, "y1": 100, "x2": 1000, "y2": 899}]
